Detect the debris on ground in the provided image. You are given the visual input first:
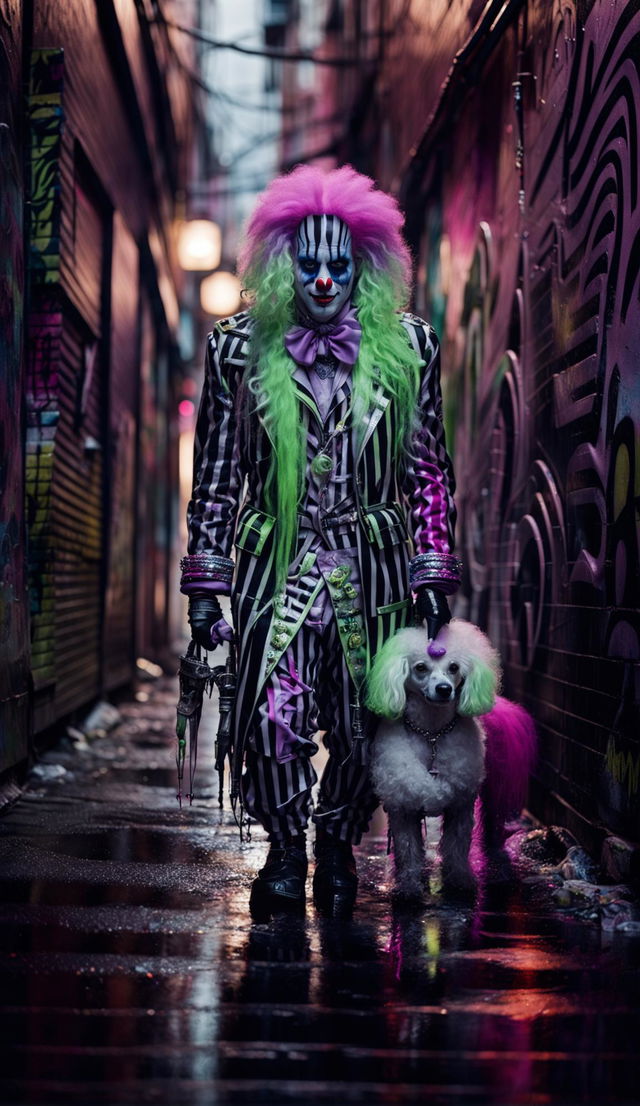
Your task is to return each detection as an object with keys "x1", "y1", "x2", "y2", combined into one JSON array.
[
  {"x1": 80, "y1": 700, "x2": 122, "y2": 738},
  {"x1": 507, "y1": 824, "x2": 639, "y2": 937},
  {"x1": 559, "y1": 845, "x2": 600, "y2": 882},
  {"x1": 27, "y1": 762, "x2": 69, "y2": 784}
]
